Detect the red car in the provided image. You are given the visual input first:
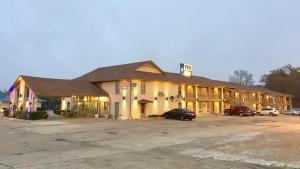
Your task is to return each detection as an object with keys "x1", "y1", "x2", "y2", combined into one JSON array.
[{"x1": 224, "y1": 106, "x2": 255, "y2": 116}]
